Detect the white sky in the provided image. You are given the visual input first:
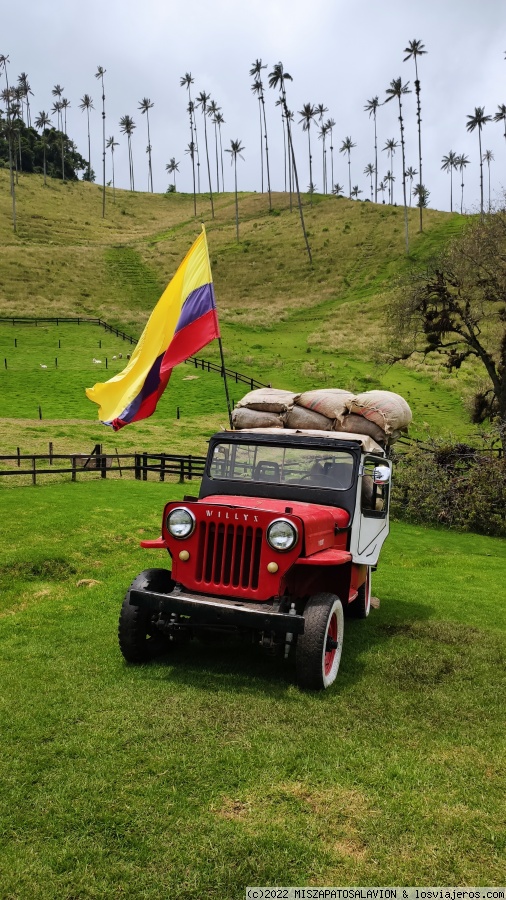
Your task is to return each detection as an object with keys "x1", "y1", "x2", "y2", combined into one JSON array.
[{"x1": 3, "y1": 0, "x2": 506, "y2": 212}]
